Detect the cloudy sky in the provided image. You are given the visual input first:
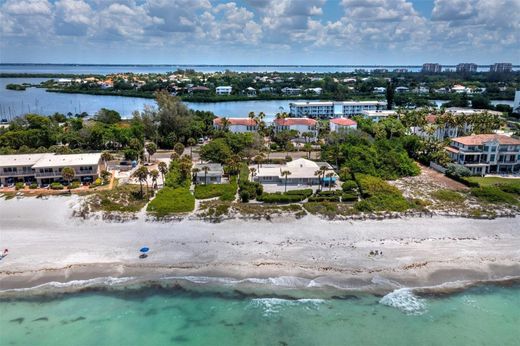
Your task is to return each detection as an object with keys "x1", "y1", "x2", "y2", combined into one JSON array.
[{"x1": 1, "y1": 0, "x2": 519, "y2": 65}]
